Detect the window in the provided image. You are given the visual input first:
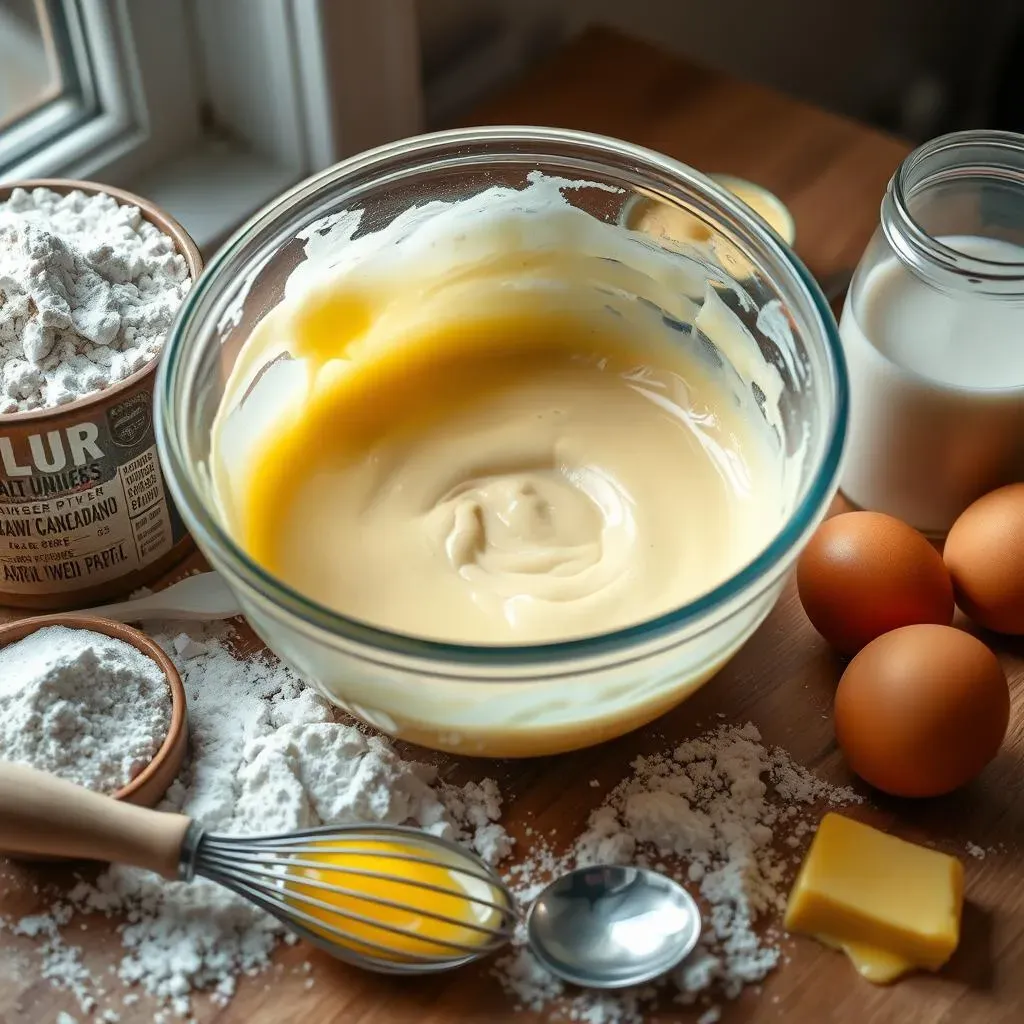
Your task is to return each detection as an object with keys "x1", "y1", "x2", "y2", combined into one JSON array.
[
  {"x1": 0, "y1": 1, "x2": 65, "y2": 128},
  {"x1": 0, "y1": 0, "x2": 93, "y2": 170},
  {"x1": 0, "y1": 0, "x2": 425, "y2": 250}
]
